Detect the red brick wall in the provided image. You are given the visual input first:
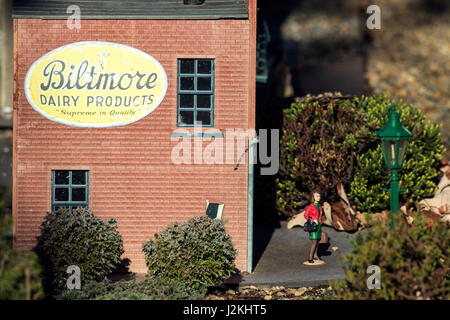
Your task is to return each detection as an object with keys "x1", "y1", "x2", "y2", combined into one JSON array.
[{"x1": 13, "y1": 18, "x2": 255, "y2": 273}]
